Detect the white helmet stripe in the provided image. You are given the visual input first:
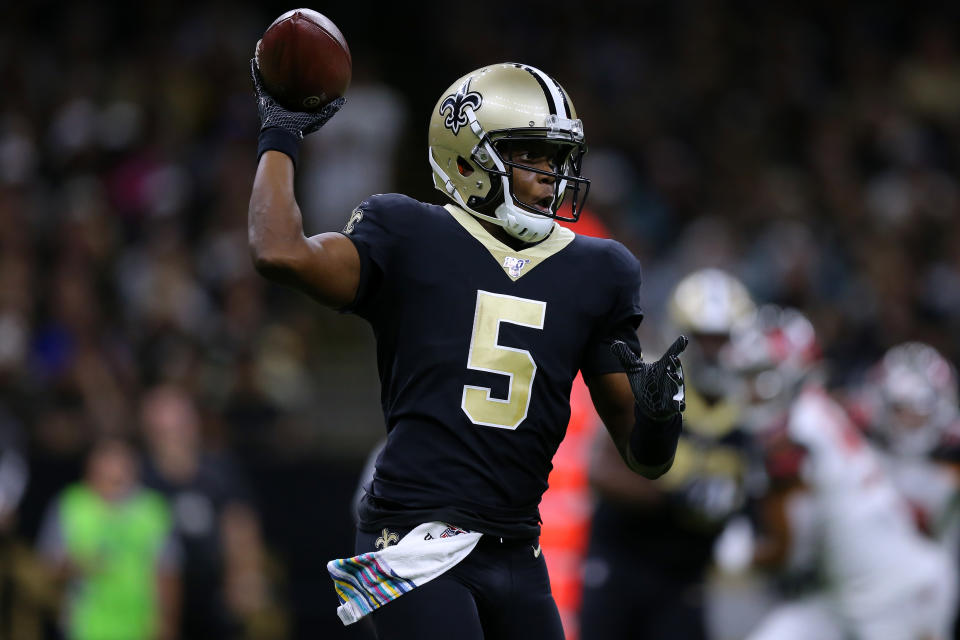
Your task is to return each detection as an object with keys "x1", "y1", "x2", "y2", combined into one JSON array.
[{"x1": 519, "y1": 64, "x2": 568, "y2": 119}]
